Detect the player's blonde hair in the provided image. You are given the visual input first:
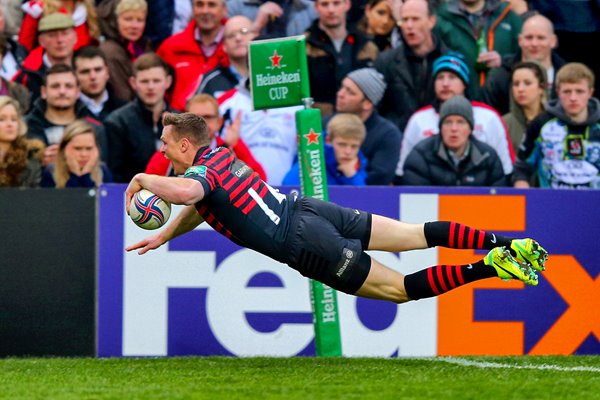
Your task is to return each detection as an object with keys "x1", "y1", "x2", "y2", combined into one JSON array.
[
  {"x1": 54, "y1": 119, "x2": 103, "y2": 188},
  {"x1": 326, "y1": 113, "x2": 366, "y2": 143}
]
